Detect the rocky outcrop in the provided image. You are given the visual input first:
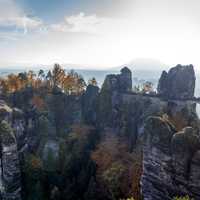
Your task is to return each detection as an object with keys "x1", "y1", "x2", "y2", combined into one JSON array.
[
  {"x1": 0, "y1": 101, "x2": 22, "y2": 200},
  {"x1": 97, "y1": 67, "x2": 132, "y2": 127},
  {"x1": 0, "y1": 65, "x2": 199, "y2": 200},
  {"x1": 82, "y1": 85, "x2": 99, "y2": 125},
  {"x1": 99, "y1": 66, "x2": 200, "y2": 199},
  {"x1": 42, "y1": 139, "x2": 59, "y2": 172},
  {"x1": 102, "y1": 67, "x2": 132, "y2": 93},
  {"x1": 142, "y1": 117, "x2": 176, "y2": 200},
  {"x1": 142, "y1": 116, "x2": 200, "y2": 199},
  {"x1": 100, "y1": 65, "x2": 200, "y2": 198},
  {"x1": 119, "y1": 67, "x2": 132, "y2": 92},
  {"x1": 157, "y1": 64, "x2": 195, "y2": 99},
  {"x1": 140, "y1": 64, "x2": 200, "y2": 199}
]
